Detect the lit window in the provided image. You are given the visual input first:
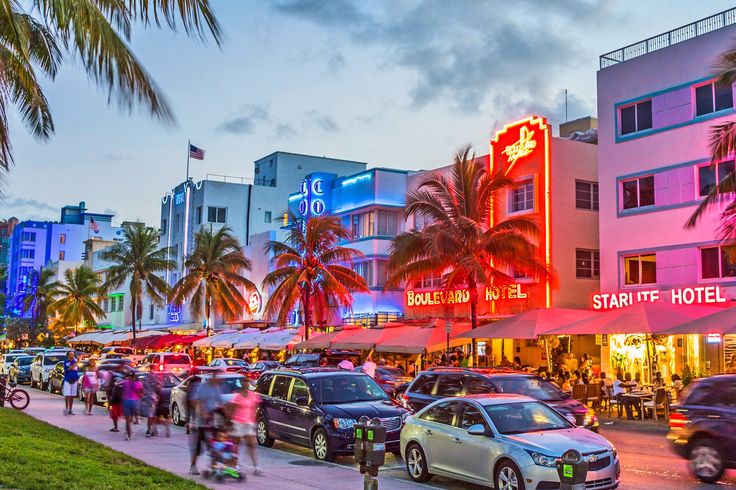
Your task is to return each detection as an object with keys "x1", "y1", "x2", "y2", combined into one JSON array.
[
  {"x1": 620, "y1": 100, "x2": 652, "y2": 135},
  {"x1": 511, "y1": 179, "x2": 534, "y2": 213},
  {"x1": 352, "y1": 261, "x2": 374, "y2": 287},
  {"x1": 59, "y1": 234, "x2": 66, "y2": 244},
  {"x1": 698, "y1": 161, "x2": 735, "y2": 196},
  {"x1": 58, "y1": 251, "x2": 65, "y2": 260},
  {"x1": 695, "y1": 82, "x2": 733, "y2": 117},
  {"x1": 624, "y1": 254, "x2": 657, "y2": 285},
  {"x1": 576, "y1": 249, "x2": 600, "y2": 278},
  {"x1": 351, "y1": 211, "x2": 375, "y2": 239},
  {"x1": 207, "y1": 207, "x2": 226, "y2": 223},
  {"x1": 575, "y1": 181, "x2": 599, "y2": 210},
  {"x1": 622, "y1": 176, "x2": 654, "y2": 209},
  {"x1": 376, "y1": 210, "x2": 399, "y2": 236},
  {"x1": 701, "y1": 245, "x2": 736, "y2": 279}
]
